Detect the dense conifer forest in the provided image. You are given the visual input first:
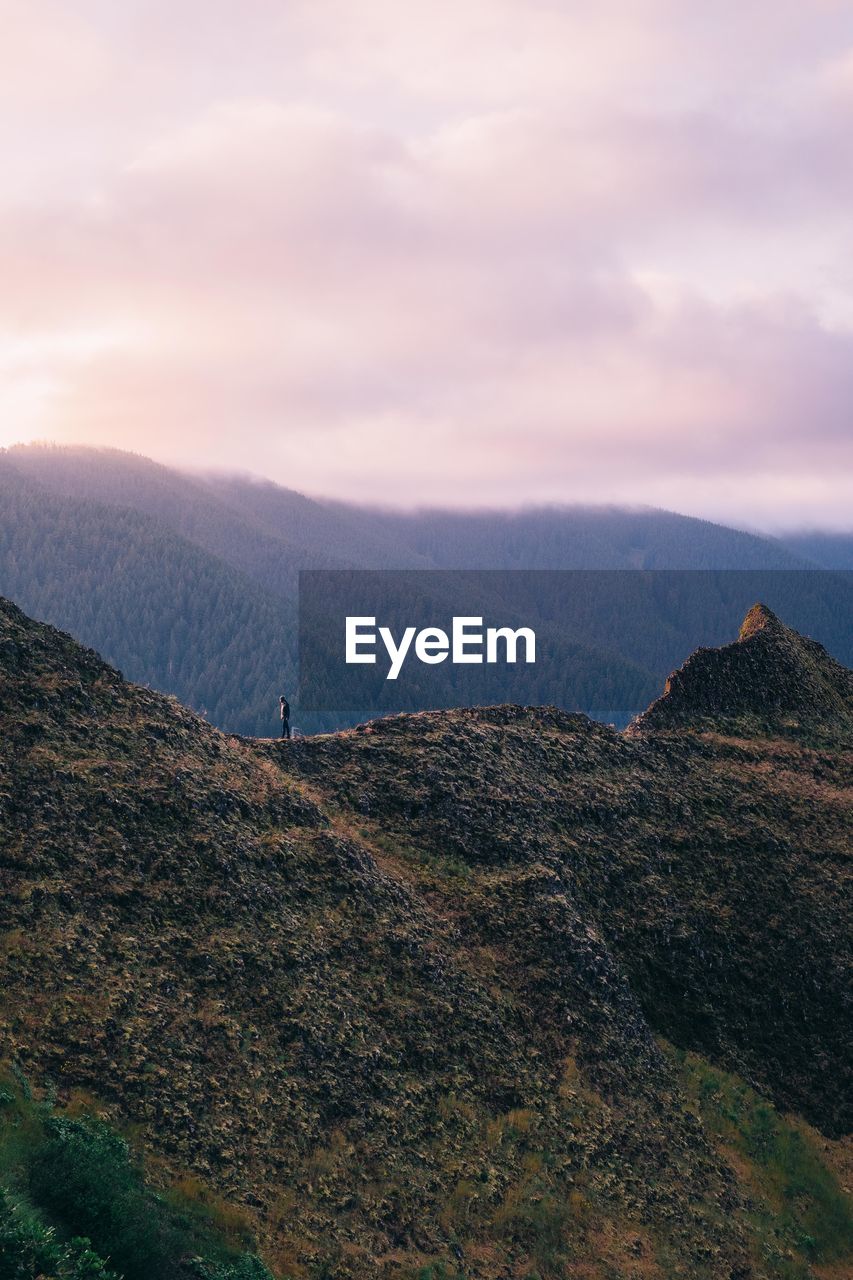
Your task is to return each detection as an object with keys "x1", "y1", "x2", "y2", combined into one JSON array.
[{"x1": 0, "y1": 444, "x2": 849, "y2": 735}]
